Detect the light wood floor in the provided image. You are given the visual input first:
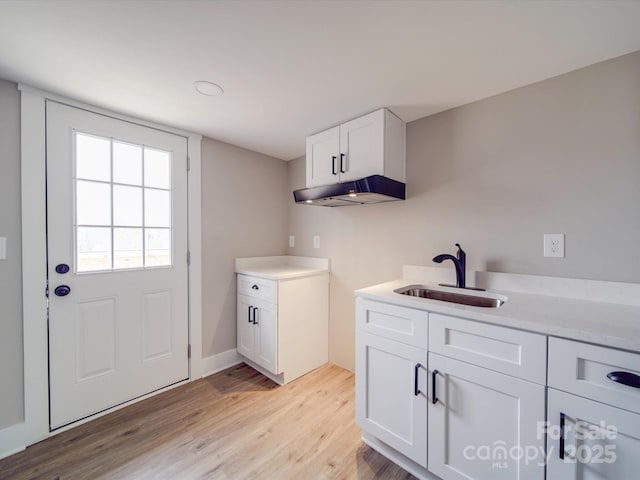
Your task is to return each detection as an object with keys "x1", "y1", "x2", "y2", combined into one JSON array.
[{"x1": 0, "y1": 363, "x2": 415, "y2": 479}]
